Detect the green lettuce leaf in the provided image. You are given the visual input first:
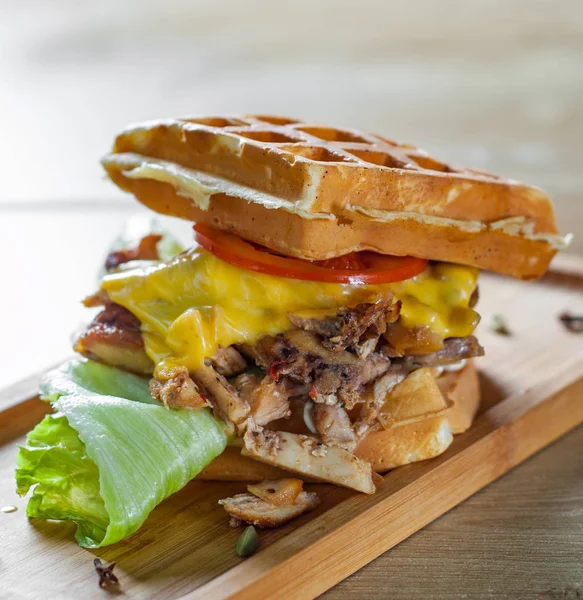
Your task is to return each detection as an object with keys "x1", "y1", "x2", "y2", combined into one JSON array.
[
  {"x1": 155, "y1": 232, "x2": 184, "y2": 262},
  {"x1": 16, "y1": 359, "x2": 227, "y2": 548},
  {"x1": 39, "y1": 357, "x2": 156, "y2": 404}
]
